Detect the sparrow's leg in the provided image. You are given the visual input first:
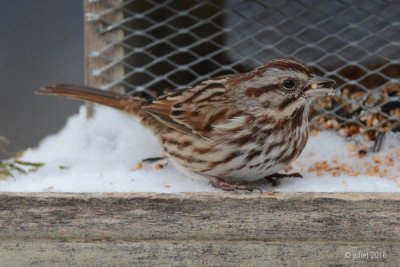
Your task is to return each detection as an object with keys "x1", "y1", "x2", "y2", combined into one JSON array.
[
  {"x1": 133, "y1": 157, "x2": 169, "y2": 170},
  {"x1": 141, "y1": 157, "x2": 166, "y2": 163},
  {"x1": 210, "y1": 177, "x2": 262, "y2": 192},
  {"x1": 265, "y1": 172, "x2": 303, "y2": 186}
]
